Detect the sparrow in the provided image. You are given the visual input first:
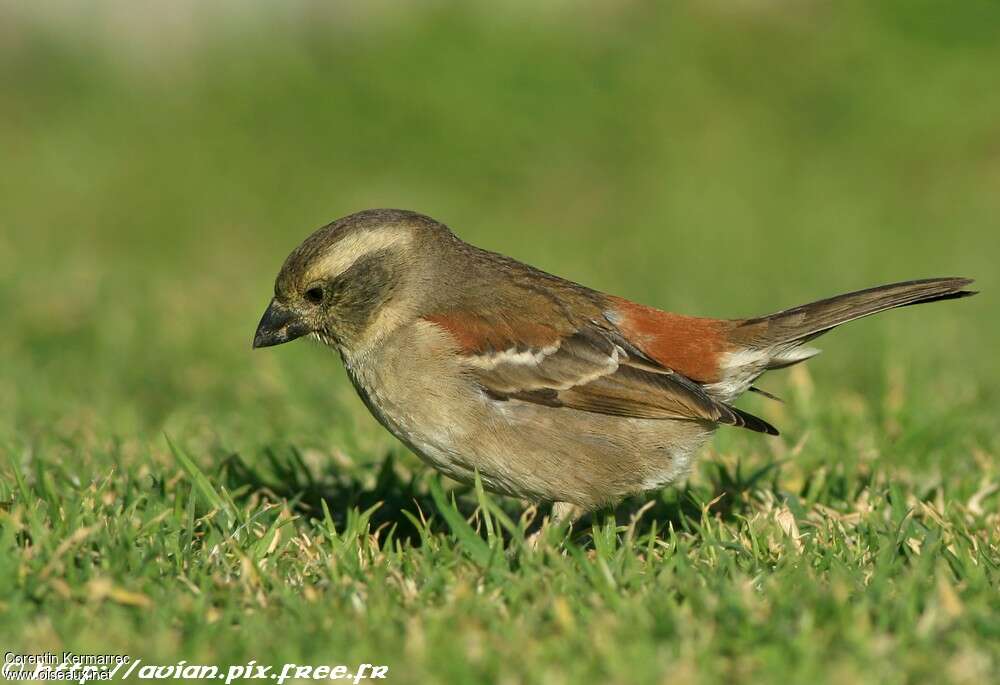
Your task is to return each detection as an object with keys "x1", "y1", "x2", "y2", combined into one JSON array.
[{"x1": 253, "y1": 209, "x2": 976, "y2": 525}]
